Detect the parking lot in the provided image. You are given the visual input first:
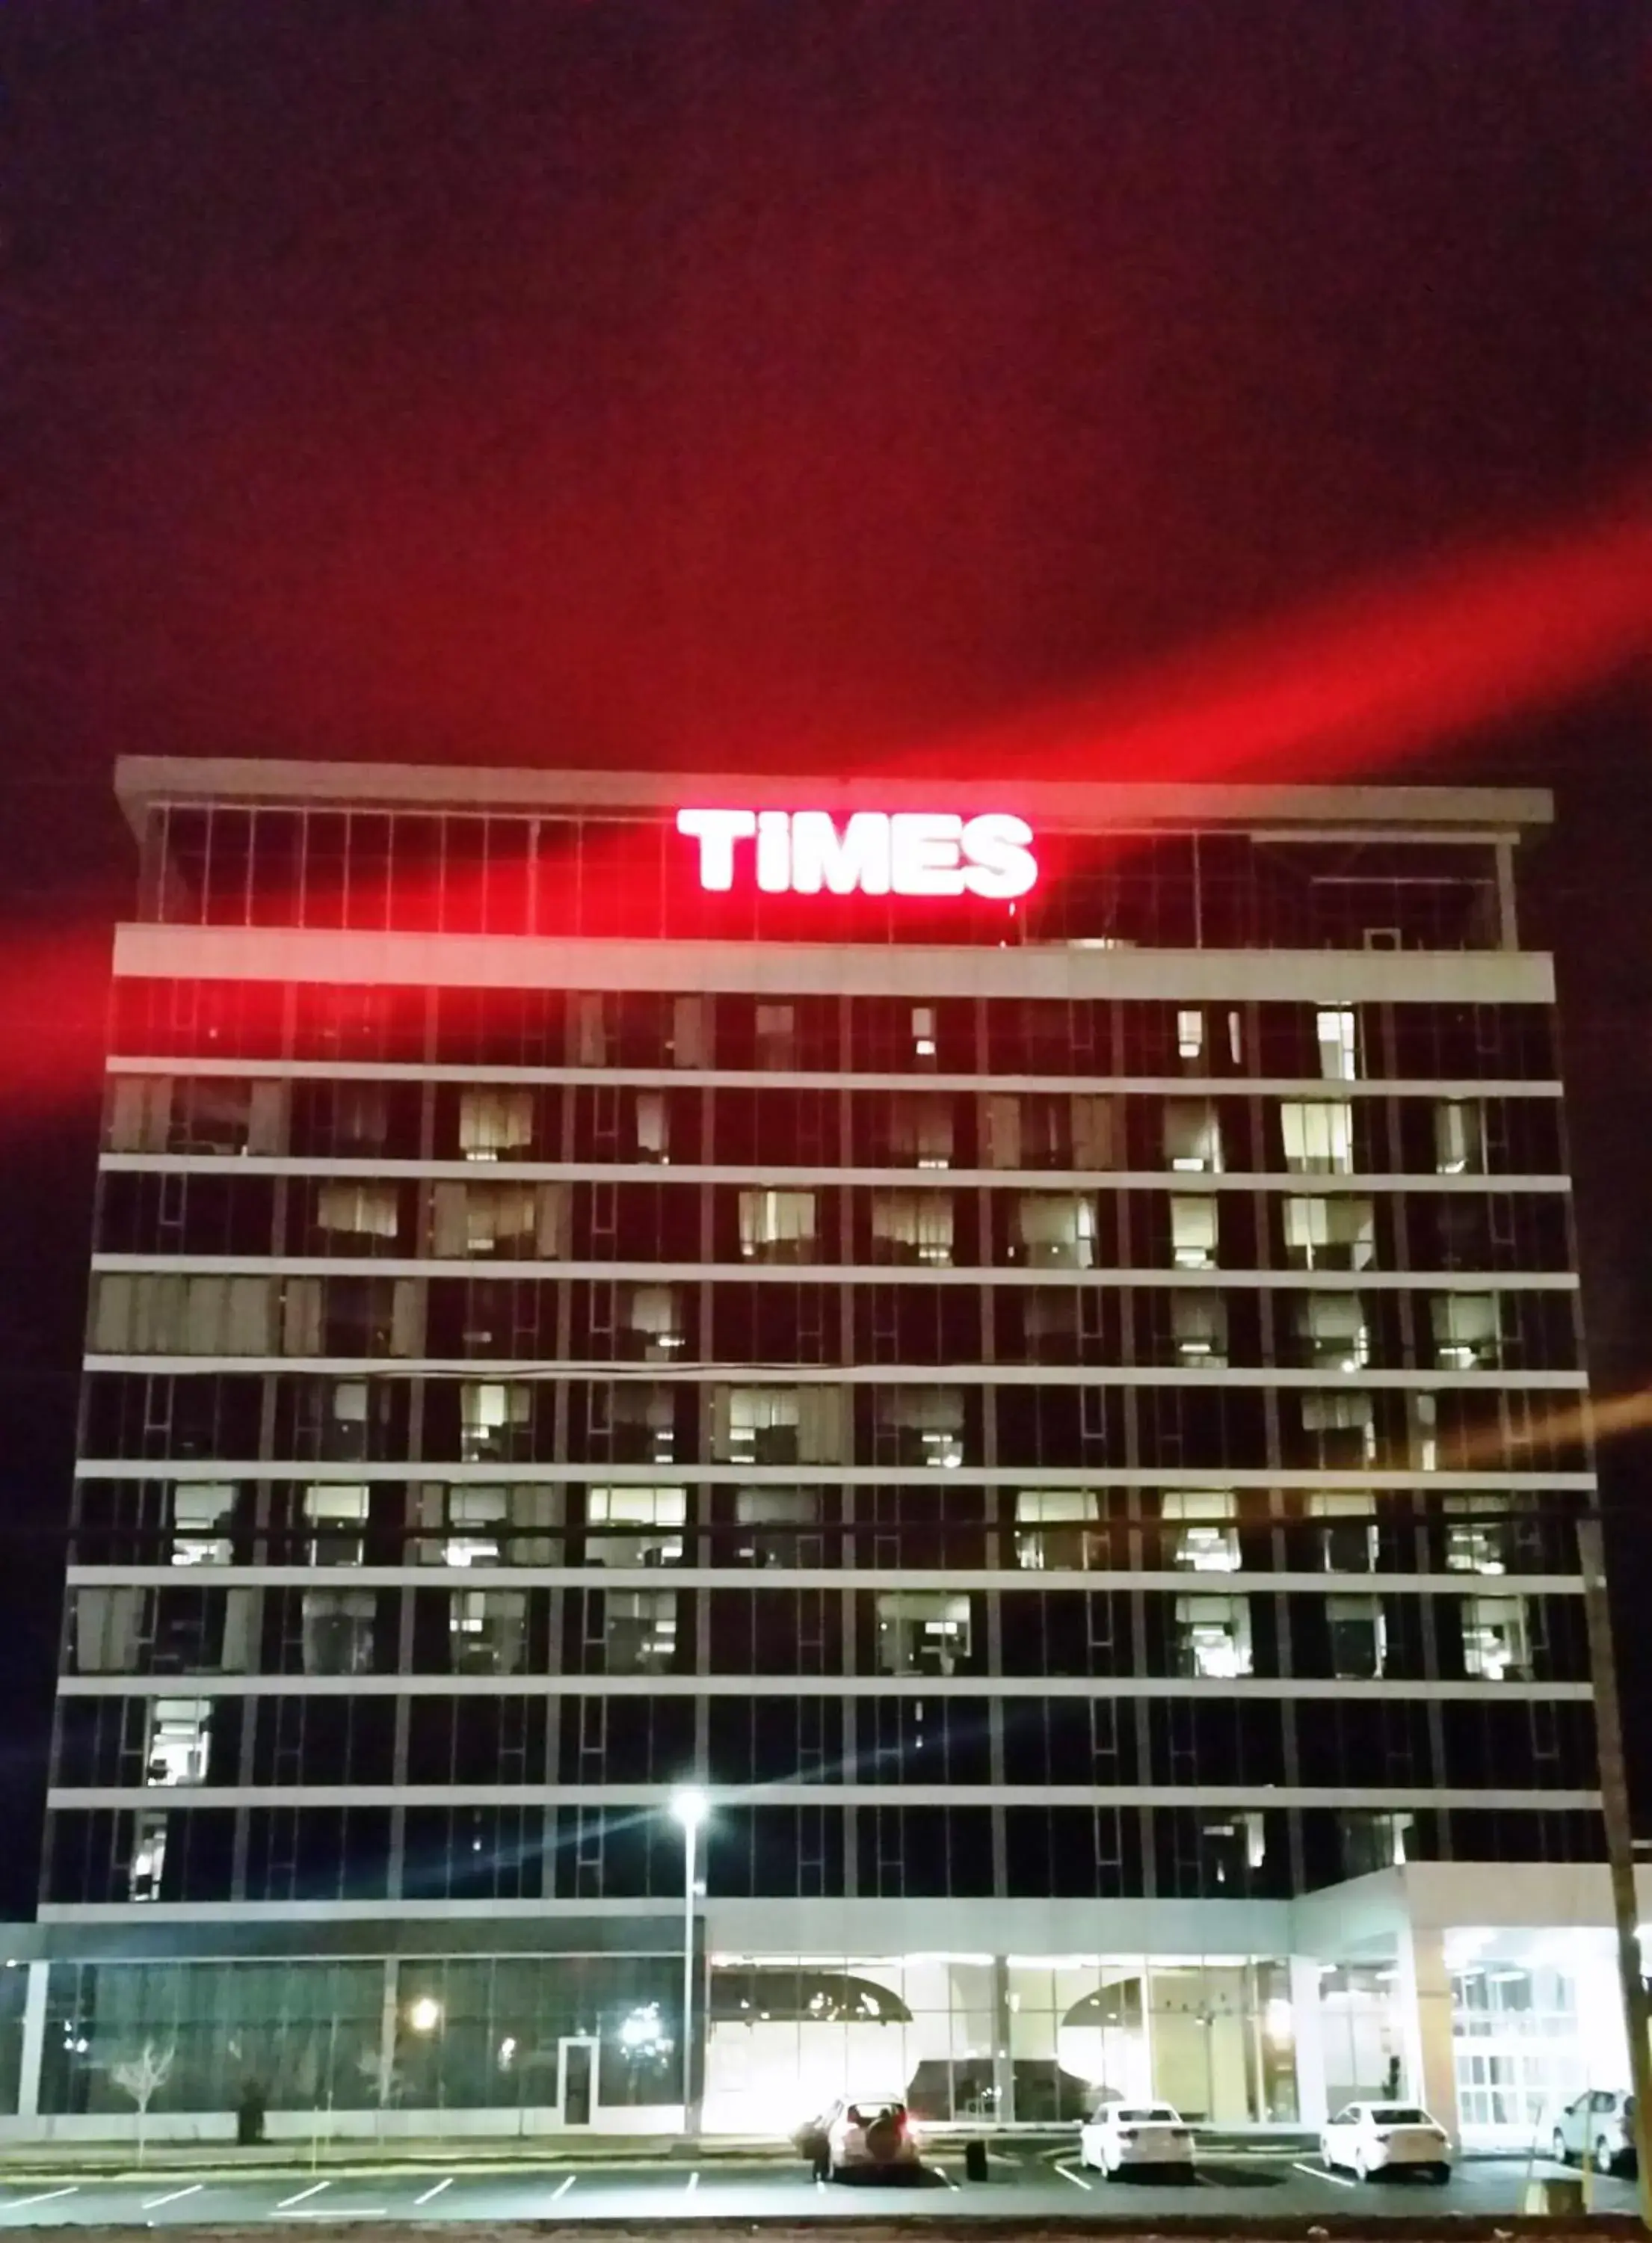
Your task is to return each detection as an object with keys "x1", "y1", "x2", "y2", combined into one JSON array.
[{"x1": 0, "y1": 2144, "x2": 1638, "y2": 2226}]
